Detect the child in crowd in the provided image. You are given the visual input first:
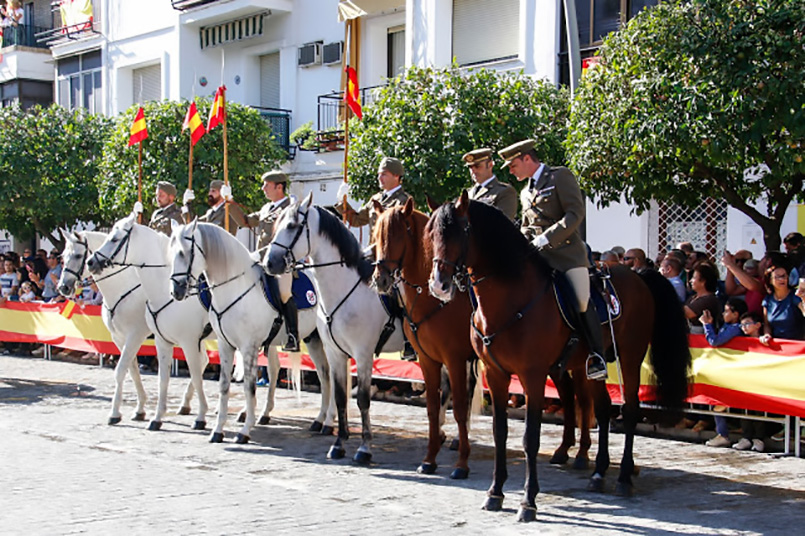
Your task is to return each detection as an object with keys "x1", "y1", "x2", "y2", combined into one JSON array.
[
  {"x1": 731, "y1": 312, "x2": 770, "y2": 452},
  {"x1": 1, "y1": 258, "x2": 20, "y2": 300},
  {"x1": 18, "y1": 281, "x2": 36, "y2": 303}
]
